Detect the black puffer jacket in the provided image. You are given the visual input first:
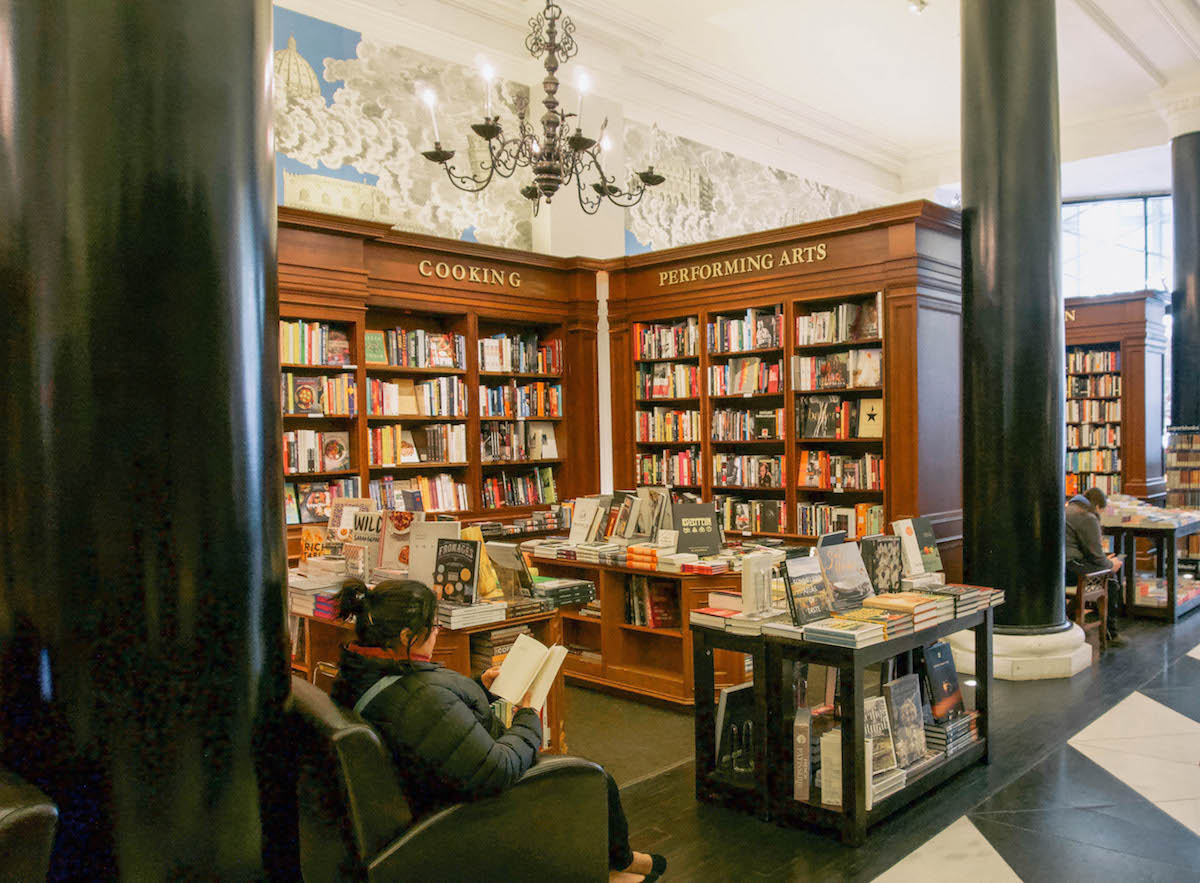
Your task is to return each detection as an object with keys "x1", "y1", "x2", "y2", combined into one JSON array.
[{"x1": 331, "y1": 646, "x2": 542, "y2": 818}]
